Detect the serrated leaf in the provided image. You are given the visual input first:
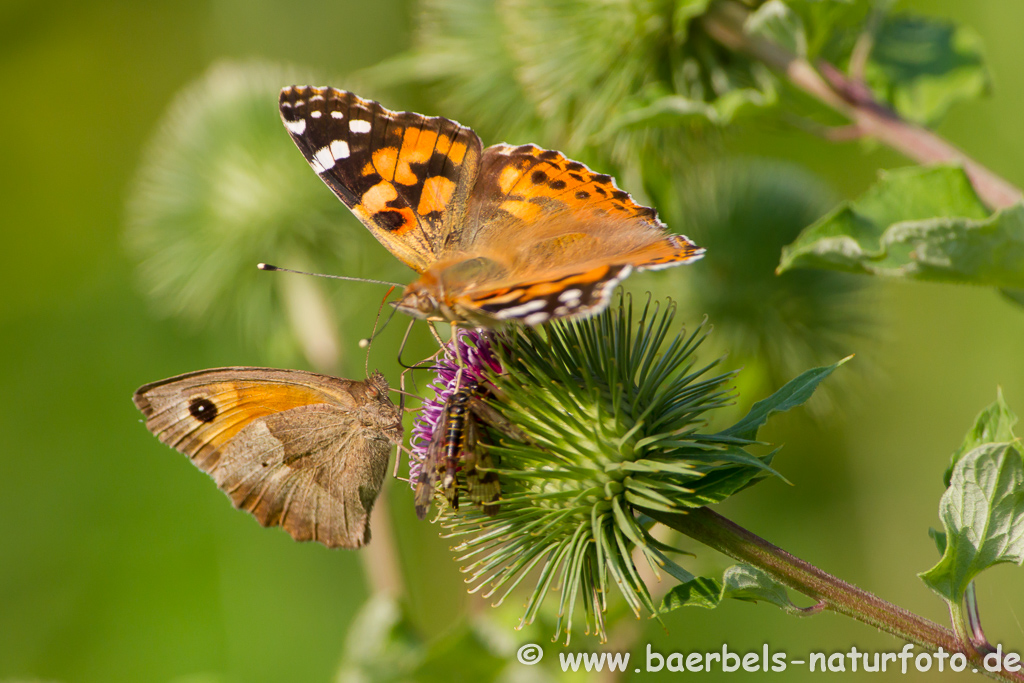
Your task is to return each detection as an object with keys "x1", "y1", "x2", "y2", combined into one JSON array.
[
  {"x1": 919, "y1": 443, "x2": 1024, "y2": 603},
  {"x1": 779, "y1": 166, "x2": 1024, "y2": 290},
  {"x1": 945, "y1": 388, "x2": 1018, "y2": 487},
  {"x1": 659, "y1": 564, "x2": 798, "y2": 613},
  {"x1": 746, "y1": 0, "x2": 807, "y2": 58},
  {"x1": 866, "y1": 14, "x2": 990, "y2": 125},
  {"x1": 716, "y1": 358, "x2": 850, "y2": 442}
]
